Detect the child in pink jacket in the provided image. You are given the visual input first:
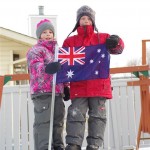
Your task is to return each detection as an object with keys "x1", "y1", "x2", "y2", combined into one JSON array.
[{"x1": 26, "y1": 19, "x2": 65, "y2": 150}]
